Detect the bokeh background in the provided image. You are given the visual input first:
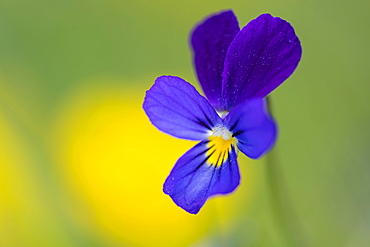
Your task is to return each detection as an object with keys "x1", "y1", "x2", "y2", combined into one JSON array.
[{"x1": 0, "y1": 0, "x2": 369, "y2": 246}]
